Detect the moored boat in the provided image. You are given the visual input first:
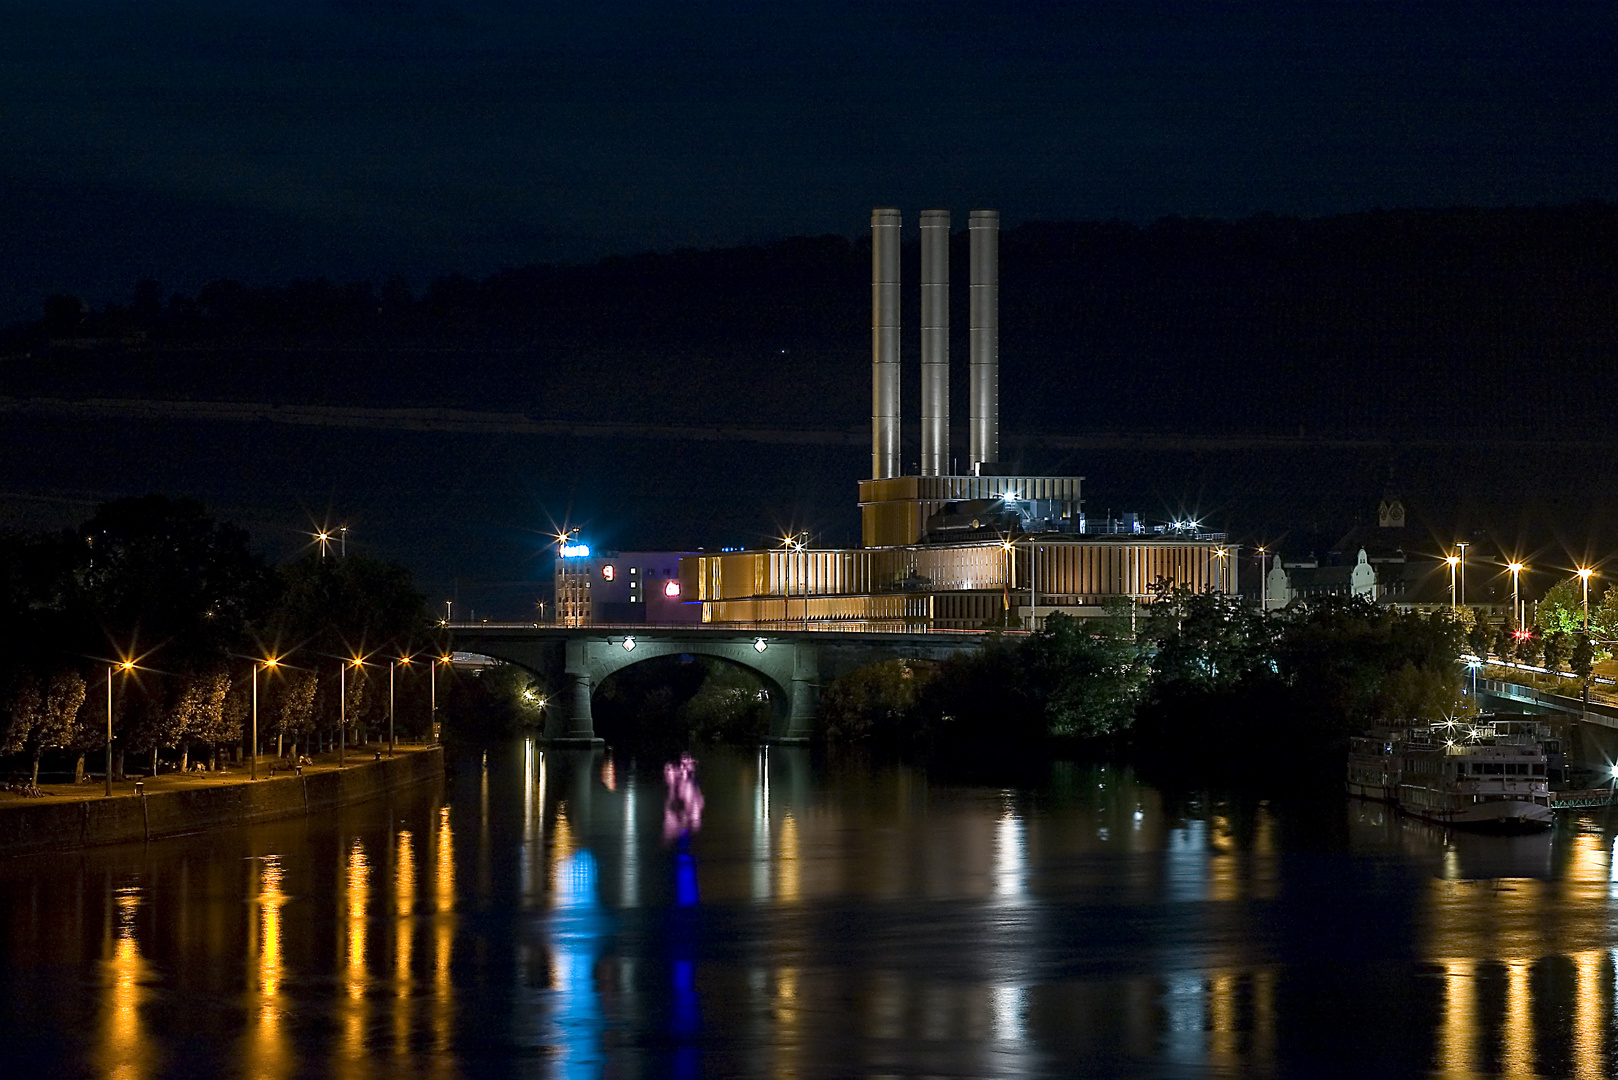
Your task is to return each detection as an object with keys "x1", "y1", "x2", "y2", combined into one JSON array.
[
  {"x1": 1395, "y1": 722, "x2": 1553, "y2": 832},
  {"x1": 1346, "y1": 723, "x2": 1406, "y2": 802}
]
